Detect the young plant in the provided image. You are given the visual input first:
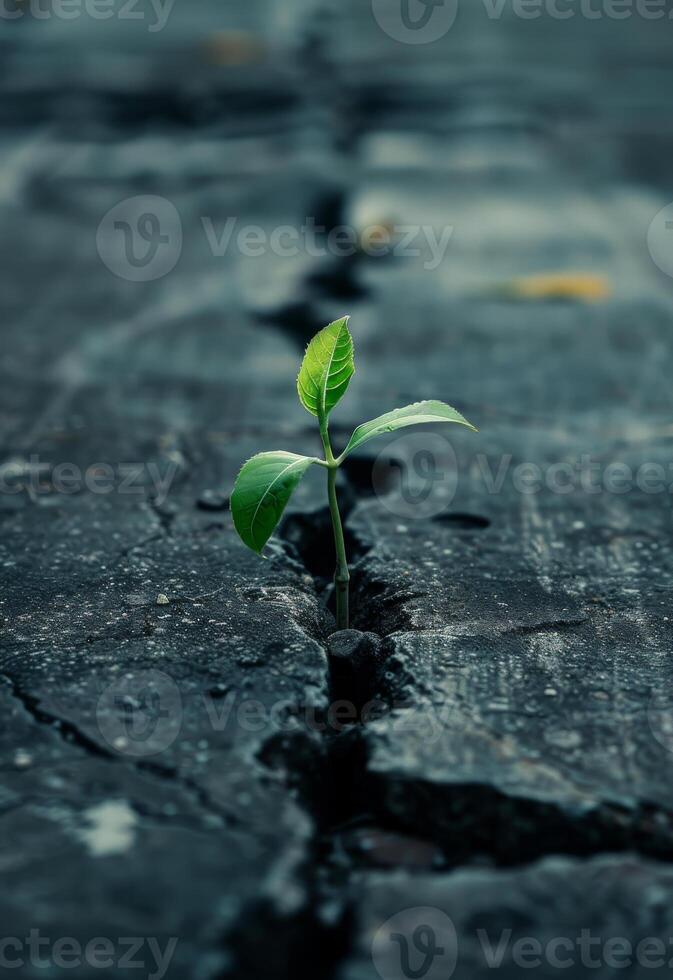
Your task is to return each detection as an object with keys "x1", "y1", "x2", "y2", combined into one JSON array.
[{"x1": 230, "y1": 316, "x2": 477, "y2": 631}]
